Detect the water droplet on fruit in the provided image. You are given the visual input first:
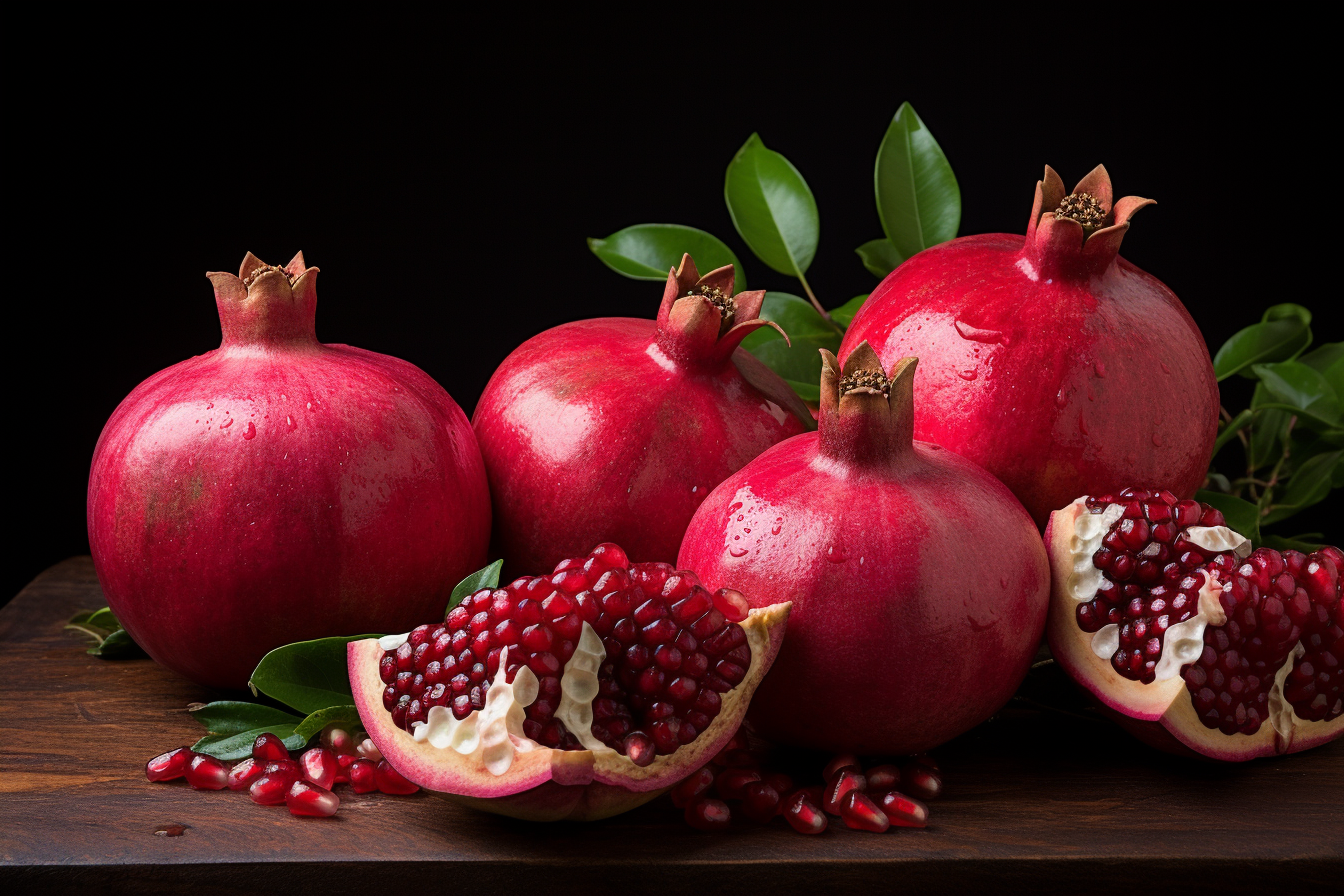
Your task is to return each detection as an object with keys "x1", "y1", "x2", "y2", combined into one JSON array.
[
  {"x1": 728, "y1": 502, "x2": 743, "y2": 515},
  {"x1": 1152, "y1": 432, "x2": 1164, "y2": 447},
  {"x1": 205, "y1": 402, "x2": 214, "y2": 409},
  {"x1": 243, "y1": 422, "x2": 257, "y2": 440},
  {"x1": 1160, "y1": 362, "x2": 1171, "y2": 374},
  {"x1": 1094, "y1": 360, "x2": 1107, "y2": 377},
  {"x1": 221, "y1": 418, "x2": 233, "y2": 429},
  {"x1": 771, "y1": 520, "x2": 783, "y2": 536},
  {"x1": 1055, "y1": 389, "x2": 1068, "y2": 407},
  {"x1": 957, "y1": 368, "x2": 977, "y2": 381},
  {"x1": 1078, "y1": 414, "x2": 1088, "y2": 434},
  {"x1": 954, "y1": 320, "x2": 1005, "y2": 344},
  {"x1": 737, "y1": 515, "x2": 745, "y2": 522},
  {"x1": 728, "y1": 546, "x2": 748, "y2": 558},
  {"x1": 286, "y1": 416, "x2": 296, "y2": 431},
  {"x1": 826, "y1": 544, "x2": 847, "y2": 563}
]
